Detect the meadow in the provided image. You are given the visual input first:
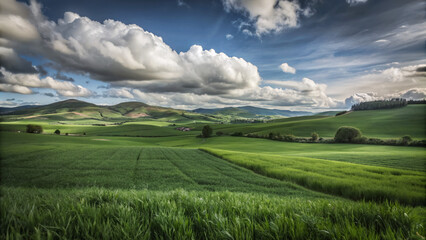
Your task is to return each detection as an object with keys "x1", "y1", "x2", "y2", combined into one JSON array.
[
  {"x1": 0, "y1": 104, "x2": 425, "y2": 239},
  {"x1": 1, "y1": 140, "x2": 320, "y2": 197}
]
